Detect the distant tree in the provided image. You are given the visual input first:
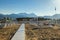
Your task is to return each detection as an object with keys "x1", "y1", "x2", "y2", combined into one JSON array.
[{"x1": 38, "y1": 17, "x2": 51, "y2": 21}]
